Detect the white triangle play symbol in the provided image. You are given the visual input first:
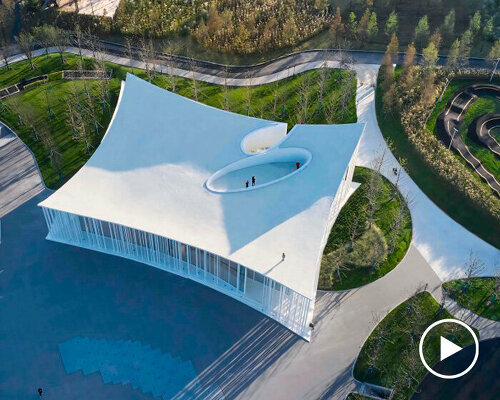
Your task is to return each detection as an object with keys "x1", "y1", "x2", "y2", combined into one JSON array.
[{"x1": 440, "y1": 336, "x2": 463, "y2": 361}]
